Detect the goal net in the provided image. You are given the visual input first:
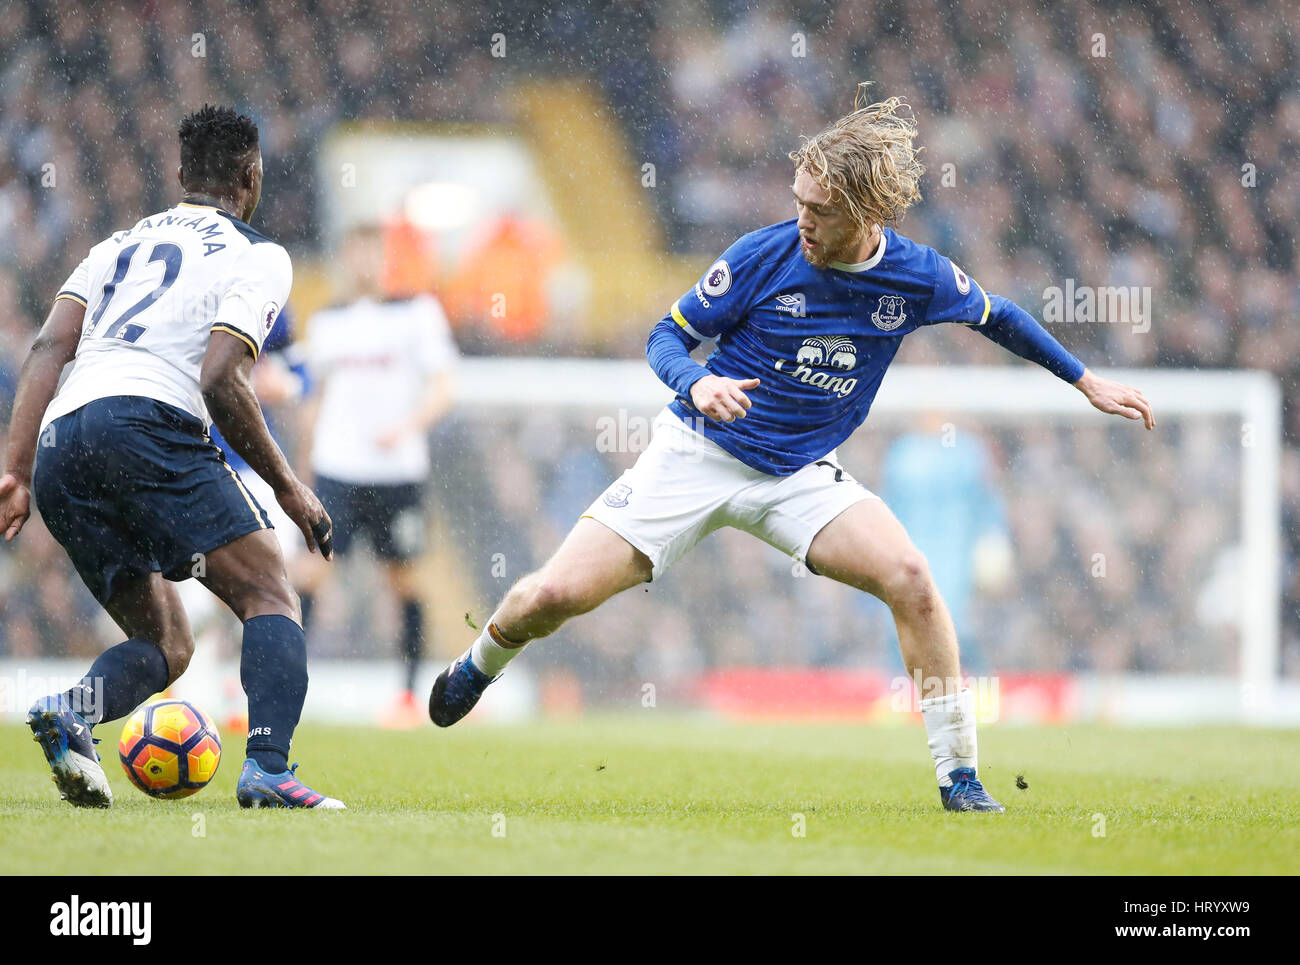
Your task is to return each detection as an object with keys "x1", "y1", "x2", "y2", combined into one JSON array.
[{"x1": 424, "y1": 359, "x2": 1284, "y2": 725}]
